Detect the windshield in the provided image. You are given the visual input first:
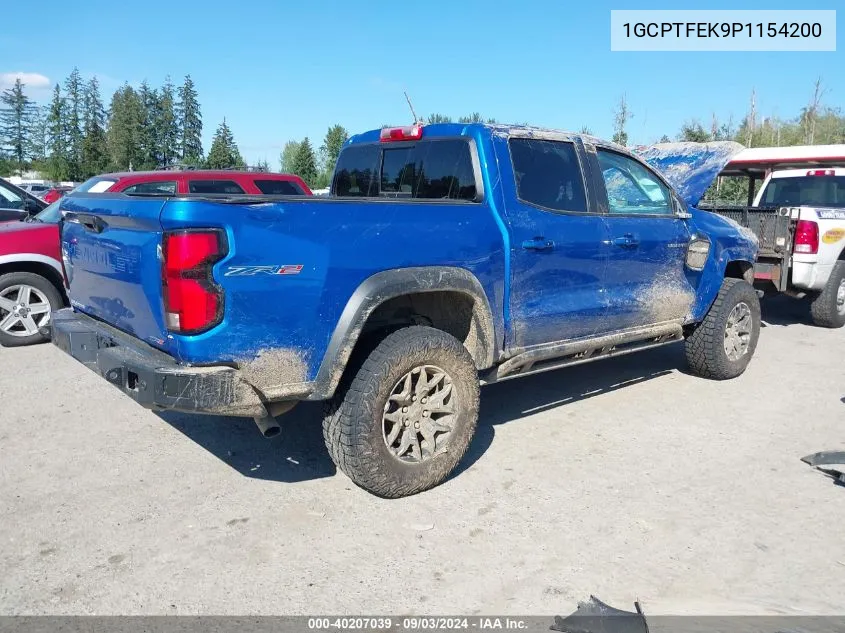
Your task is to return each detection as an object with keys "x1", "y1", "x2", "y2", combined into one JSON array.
[
  {"x1": 32, "y1": 200, "x2": 62, "y2": 223},
  {"x1": 761, "y1": 175, "x2": 845, "y2": 208}
]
